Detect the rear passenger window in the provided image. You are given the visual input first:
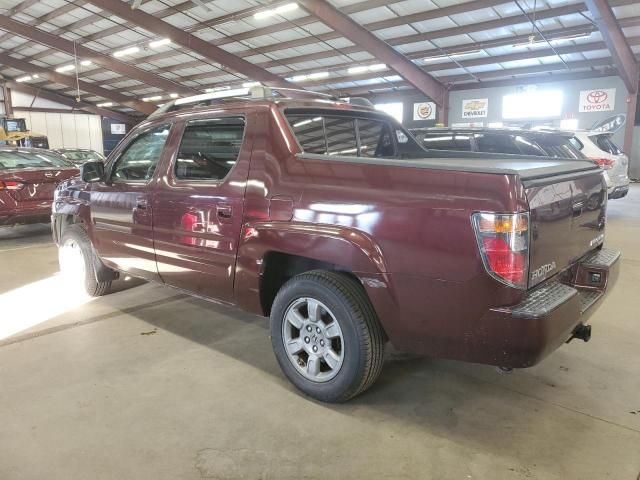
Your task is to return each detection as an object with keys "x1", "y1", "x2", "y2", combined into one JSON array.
[
  {"x1": 357, "y1": 119, "x2": 395, "y2": 158},
  {"x1": 420, "y1": 133, "x2": 457, "y2": 150},
  {"x1": 514, "y1": 136, "x2": 546, "y2": 156},
  {"x1": 285, "y1": 113, "x2": 397, "y2": 158},
  {"x1": 475, "y1": 134, "x2": 521, "y2": 155},
  {"x1": 175, "y1": 117, "x2": 244, "y2": 181},
  {"x1": 325, "y1": 118, "x2": 357, "y2": 156},
  {"x1": 288, "y1": 116, "x2": 326, "y2": 154}
]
